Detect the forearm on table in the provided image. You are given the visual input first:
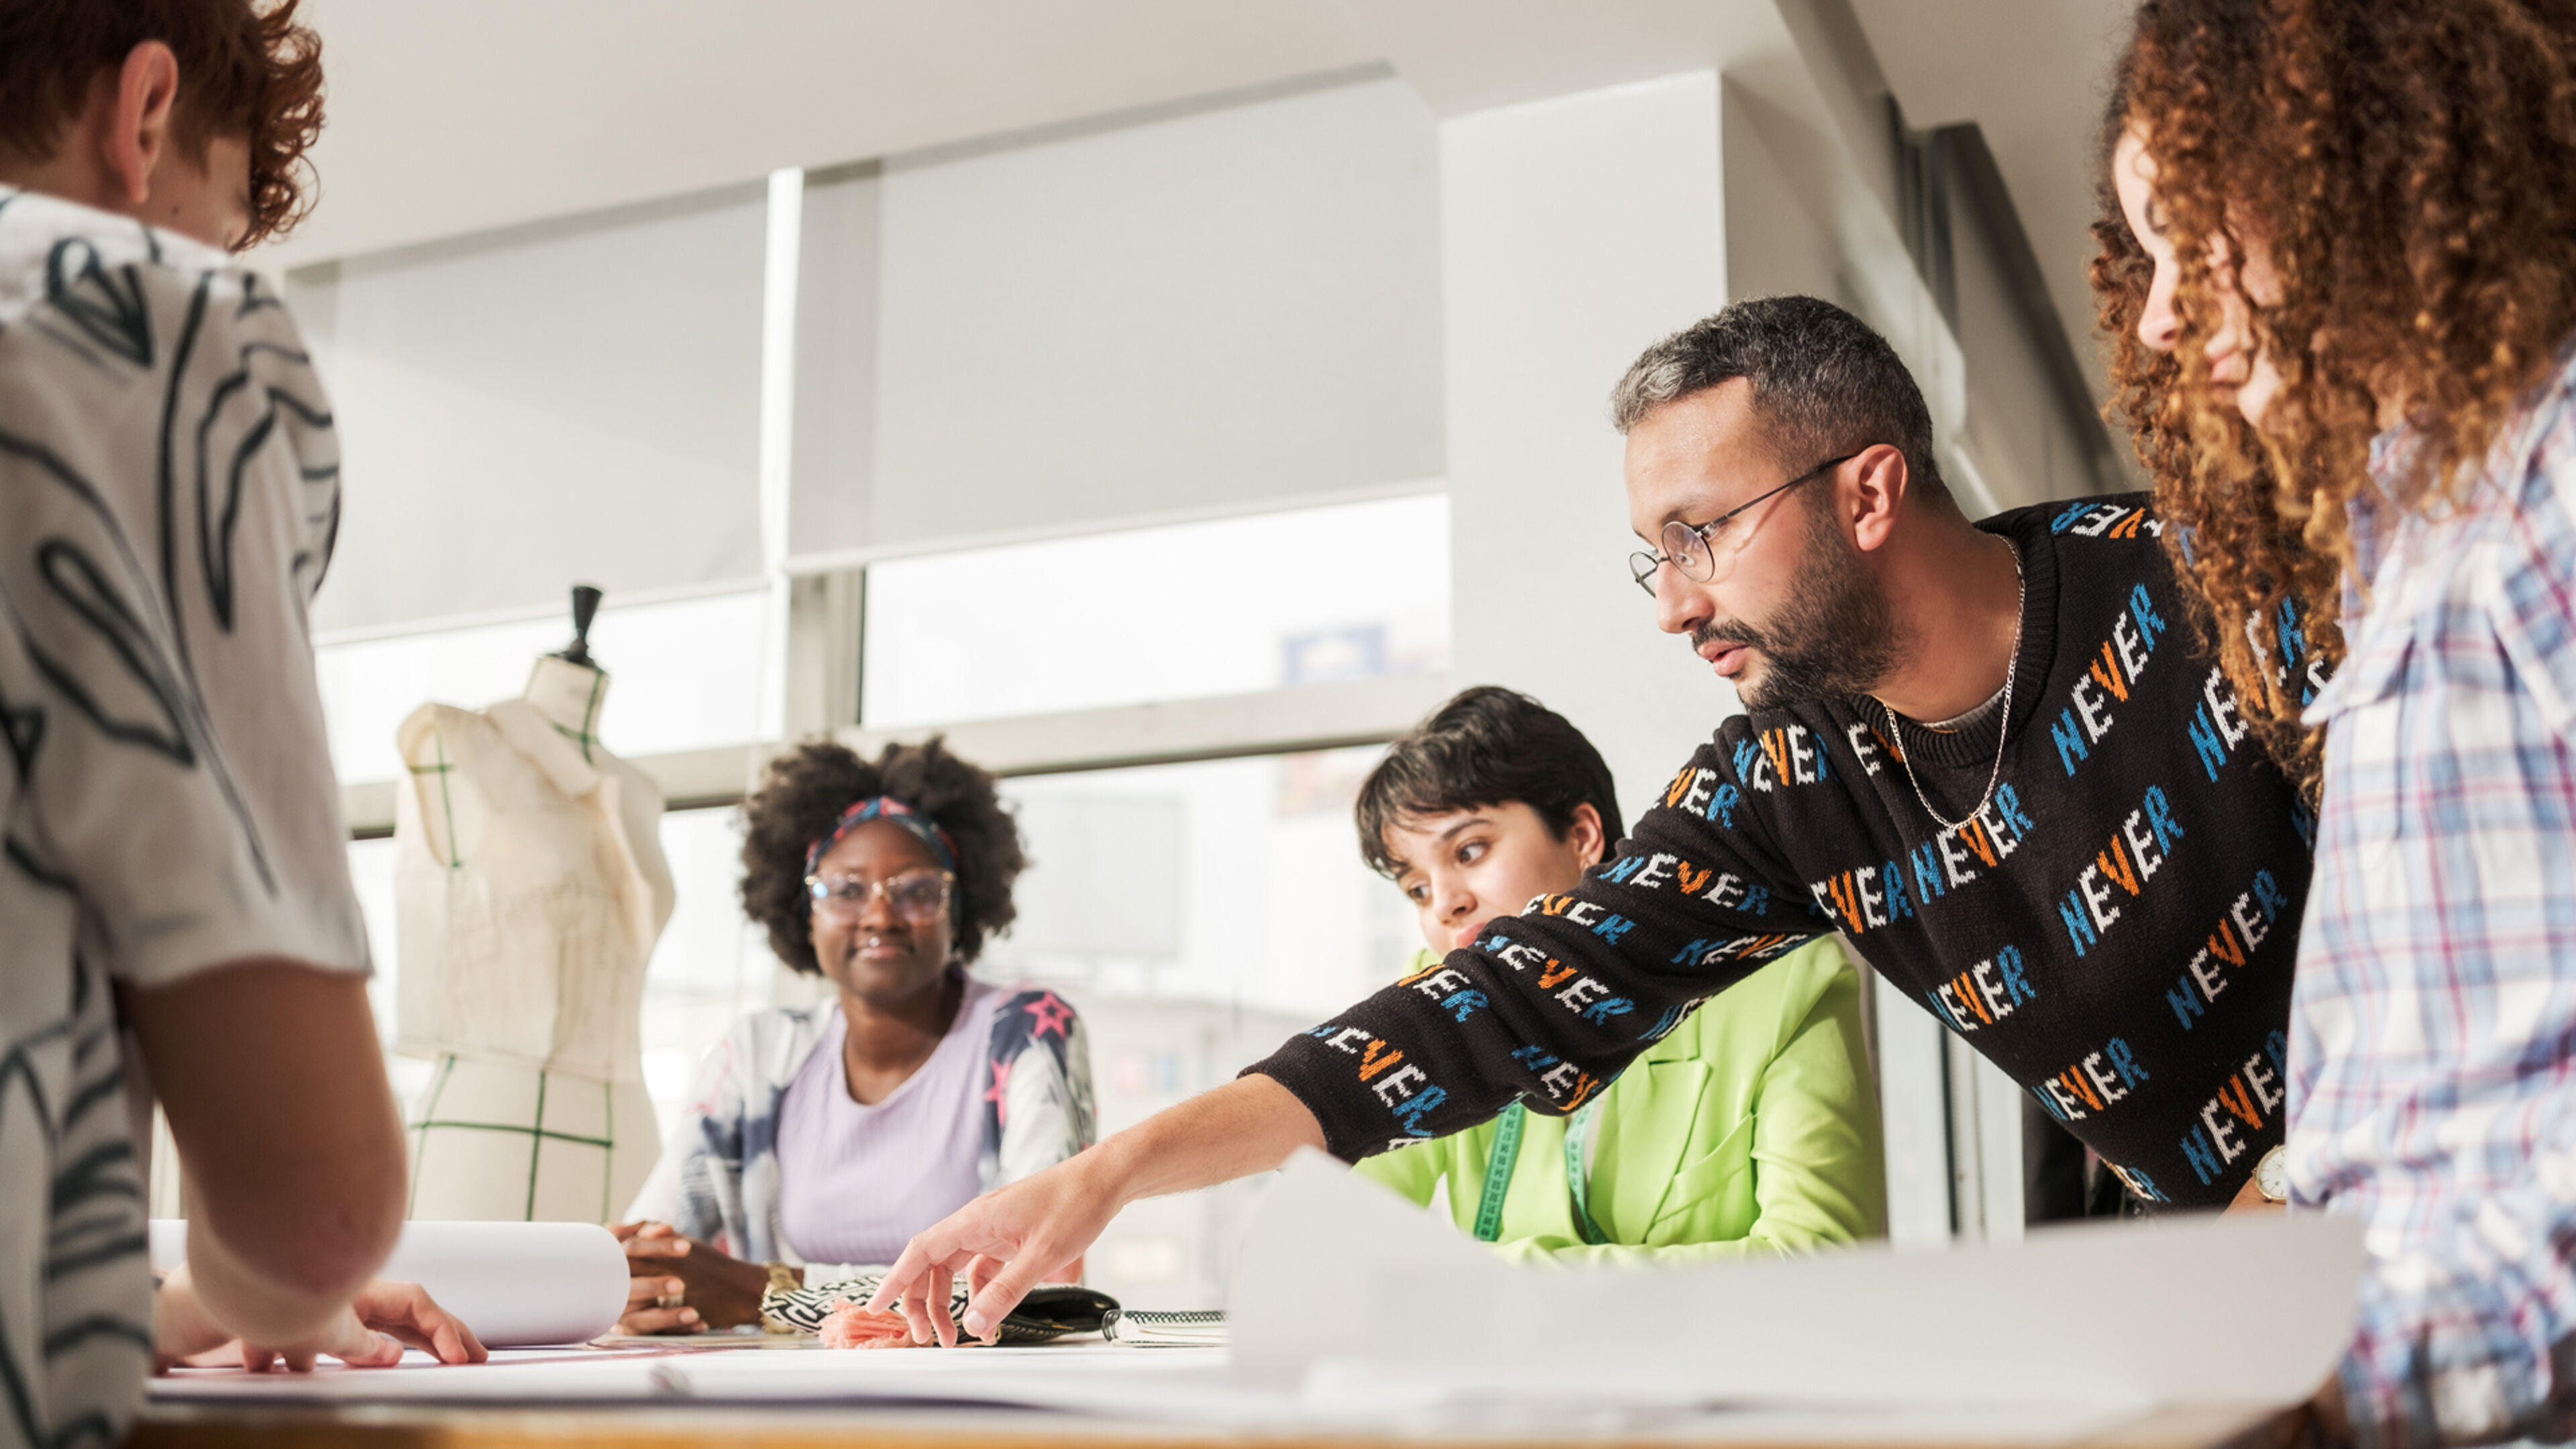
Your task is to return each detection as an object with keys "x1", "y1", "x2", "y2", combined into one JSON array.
[
  {"x1": 127, "y1": 960, "x2": 407, "y2": 1342},
  {"x1": 178, "y1": 1198, "x2": 362, "y2": 1346}
]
